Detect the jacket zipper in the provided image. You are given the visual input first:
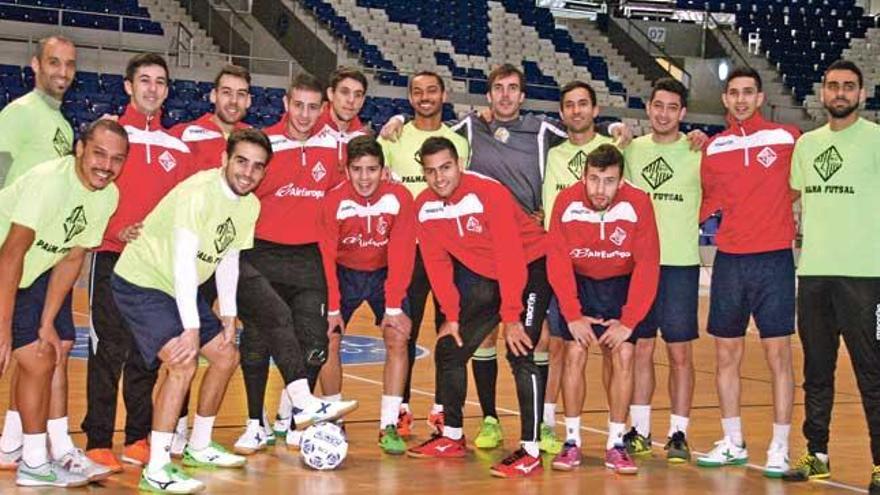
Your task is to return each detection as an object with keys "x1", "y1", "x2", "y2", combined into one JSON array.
[
  {"x1": 145, "y1": 114, "x2": 152, "y2": 164},
  {"x1": 600, "y1": 212, "x2": 606, "y2": 240},
  {"x1": 740, "y1": 125, "x2": 749, "y2": 167},
  {"x1": 366, "y1": 200, "x2": 372, "y2": 233}
]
